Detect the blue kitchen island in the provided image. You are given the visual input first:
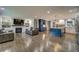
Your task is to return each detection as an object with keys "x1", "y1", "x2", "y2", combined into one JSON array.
[{"x1": 49, "y1": 28, "x2": 63, "y2": 37}]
